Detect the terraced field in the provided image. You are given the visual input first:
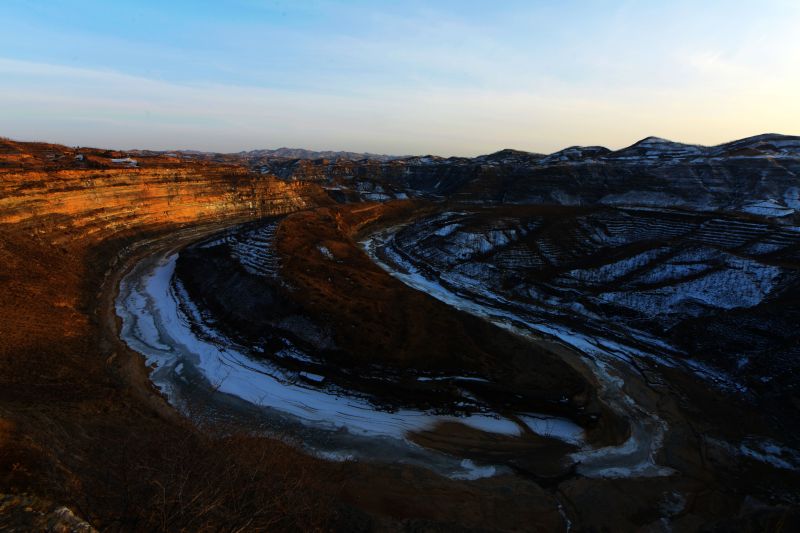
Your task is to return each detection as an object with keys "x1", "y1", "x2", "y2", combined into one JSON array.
[{"x1": 385, "y1": 207, "x2": 800, "y2": 407}]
